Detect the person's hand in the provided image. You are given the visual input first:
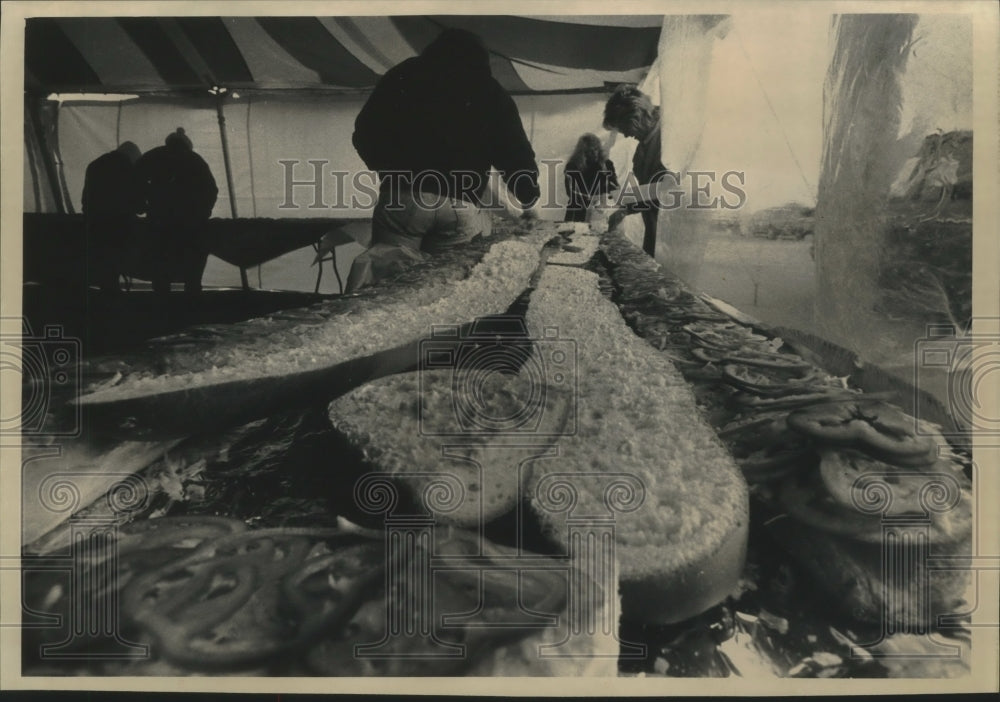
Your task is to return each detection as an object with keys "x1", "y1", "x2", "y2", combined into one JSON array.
[
  {"x1": 607, "y1": 208, "x2": 627, "y2": 231},
  {"x1": 518, "y1": 207, "x2": 539, "y2": 230}
]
